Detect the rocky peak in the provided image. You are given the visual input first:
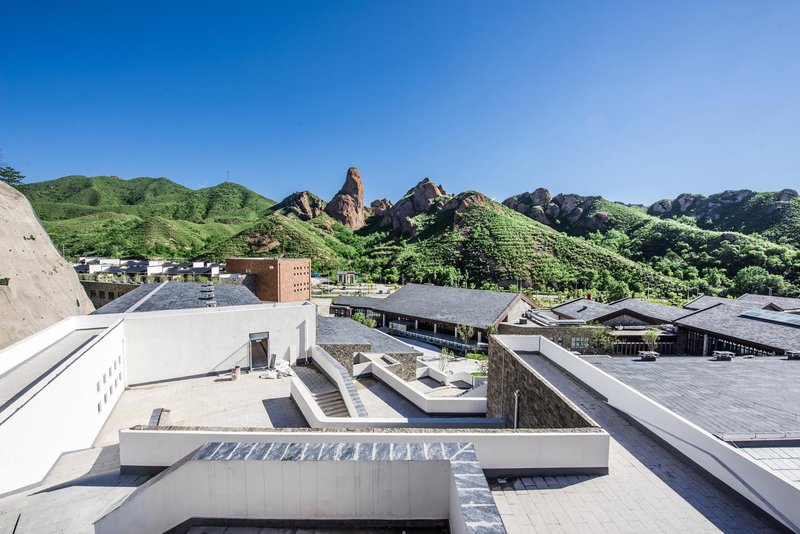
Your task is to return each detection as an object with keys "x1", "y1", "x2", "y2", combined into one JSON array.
[
  {"x1": 377, "y1": 177, "x2": 448, "y2": 235},
  {"x1": 369, "y1": 198, "x2": 393, "y2": 217},
  {"x1": 272, "y1": 191, "x2": 326, "y2": 221},
  {"x1": 777, "y1": 189, "x2": 799, "y2": 202},
  {"x1": 324, "y1": 167, "x2": 365, "y2": 229}
]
